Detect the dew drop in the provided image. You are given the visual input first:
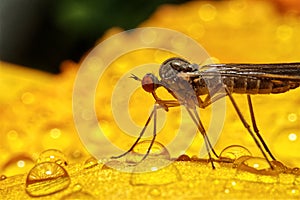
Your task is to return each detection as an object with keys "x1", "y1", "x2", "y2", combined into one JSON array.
[
  {"x1": 60, "y1": 191, "x2": 95, "y2": 200},
  {"x1": 288, "y1": 133, "x2": 297, "y2": 141},
  {"x1": 219, "y1": 145, "x2": 252, "y2": 162},
  {"x1": 0, "y1": 174, "x2": 7, "y2": 180},
  {"x1": 287, "y1": 186, "x2": 299, "y2": 196},
  {"x1": 125, "y1": 140, "x2": 170, "y2": 164},
  {"x1": 237, "y1": 157, "x2": 278, "y2": 176},
  {"x1": 292, "y1": 167, "x2": 300, "y2": 175},
  {"x1": 25, "y1": 162, "x2": 70, "y2": 197},
  {"x1": 198, "y1": 3, "x2": 217, "y2": 22},
  {"x1": 224, "y1": 188, "x2": 230, "y2": 194},
  {"x1": 37, "y1": 149, "x2": 68, "y2": 166},
  {"x1": 71, "y1": 150, "x2": 84, "y2": 160},
  {"x1": 21, "y1": 92, "x2": 35, "y2": 104},
  {"x1": 191, "y1": 155, "x2": 200, "y2": 162},
  {"x1": 148, "y1": 187, "x2": 161, "y2": 197},
  {"x1": 83, "y1": 157, "x2": 99, "y2": 169},
  {"x1": 238, "y1": 157, "x2": 269, "y2": 171},
  {"x1": 1, "y1": 154, "x2": 34, "y2": 176},
  {"x1": 176, "y1": 154, "x2": 191, "y2": 161},
  {"x1": 130, "y1": 158, "x2": 181, "y2": 185},
  {"x1": 232, "y1": 156, "x2": 252, "y2": 168},
  {"x1": 288, "y1": 113, "x2": 297, "y2": 122},
  {"x1": 72, "y1": 183, "x2": 83, "y2": 192},
  {"x1": 270, "y1": 160, "x2": 287, "y2": 173},
  {"x1": 50, "y1": 128, "x2": 61, "y2": 139}
]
